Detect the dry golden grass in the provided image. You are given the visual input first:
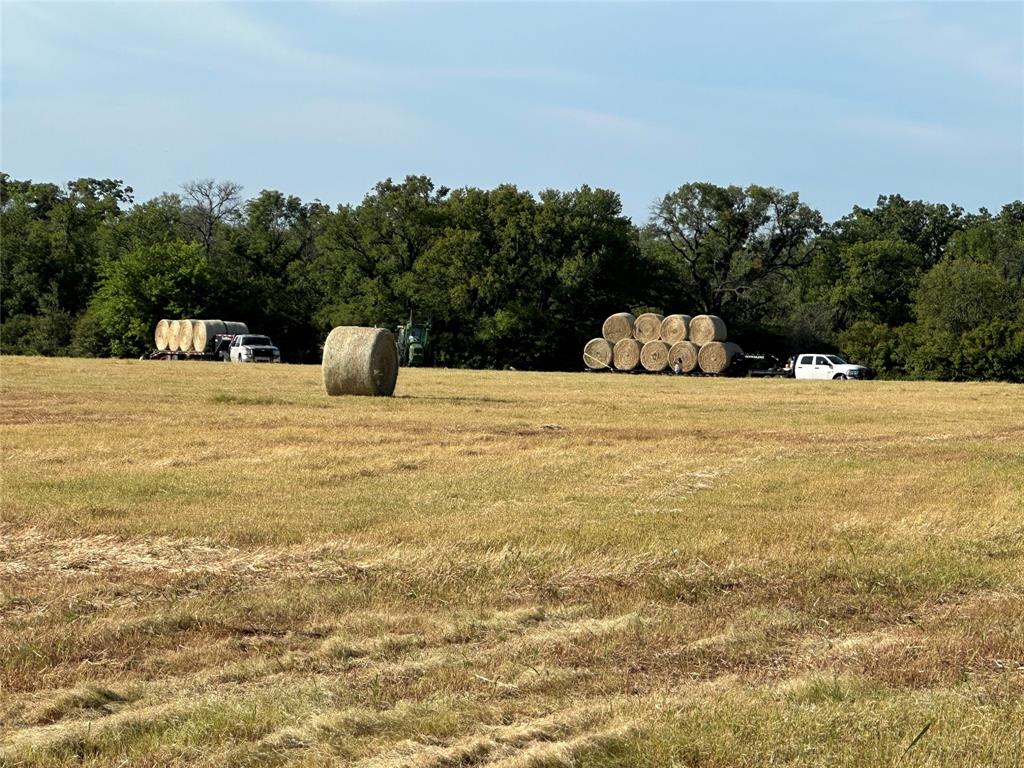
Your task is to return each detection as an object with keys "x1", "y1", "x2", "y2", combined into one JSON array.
[{"x1": 2, "y1": 356, "x2": 1022, "y2": 767}]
